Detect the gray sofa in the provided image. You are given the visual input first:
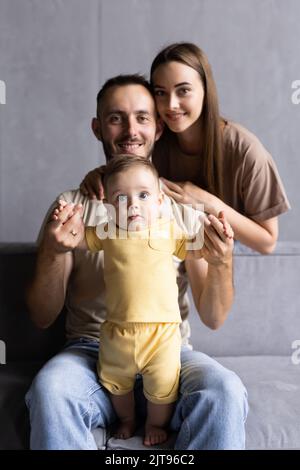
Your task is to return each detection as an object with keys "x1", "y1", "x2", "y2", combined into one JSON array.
[{"x1": 0, "y1": 242, "x2": 299, "y2": 450}]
